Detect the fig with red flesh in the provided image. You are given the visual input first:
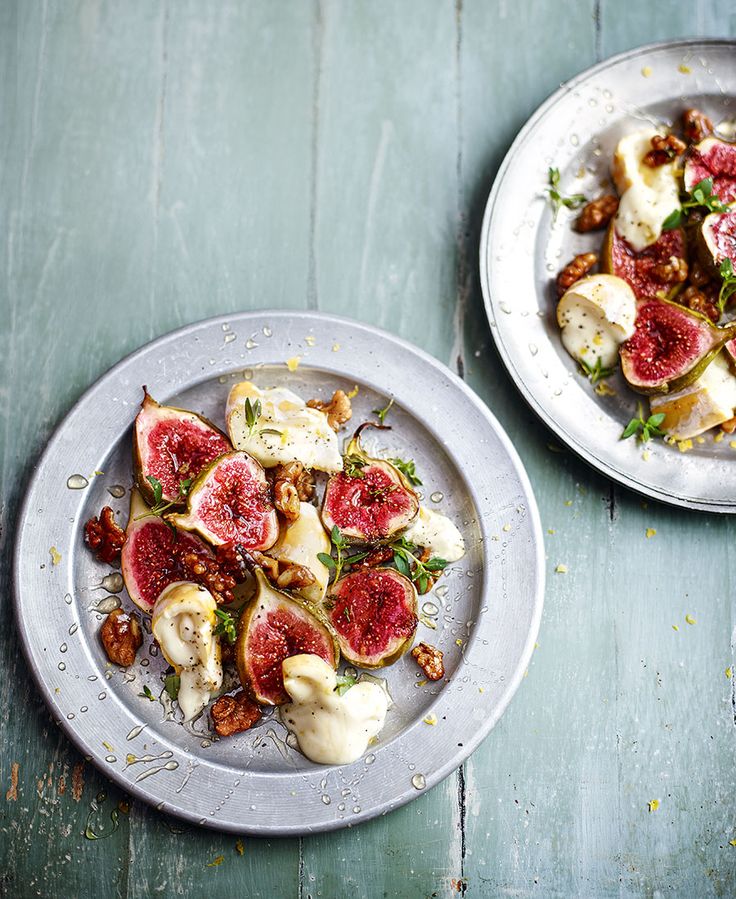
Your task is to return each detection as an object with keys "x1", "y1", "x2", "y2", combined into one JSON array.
[
  {"x1": 134, "y1": 390, "x2": 231, "y2": 506},
  {"x1": 698, "y1": 209, "x2": 736, "y2": 274},
  {"x1": 619, "y1": 297, "x2": 736, "y2": 395},
  {"x1": 324, "y1": 568, "x2": 418, "y2": 669},
  {"x1": 236, "y1": 570, "x2": 339, "y2": 705},
  {"x1": 120, "y1": 490, "x2": 213, "y2": 612},
  {"x1": 684, "y1": 137, "x2": 736, "y2": 205},
  {"x1": 167, "y1": 451, "x2": 279, "y2": 550},
  {"x1": 603, "y1": 223, "x2": 687, "y2": 299},
  {"x1": 321, "y1": 425, "x2": 419, "y2": 543}
]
